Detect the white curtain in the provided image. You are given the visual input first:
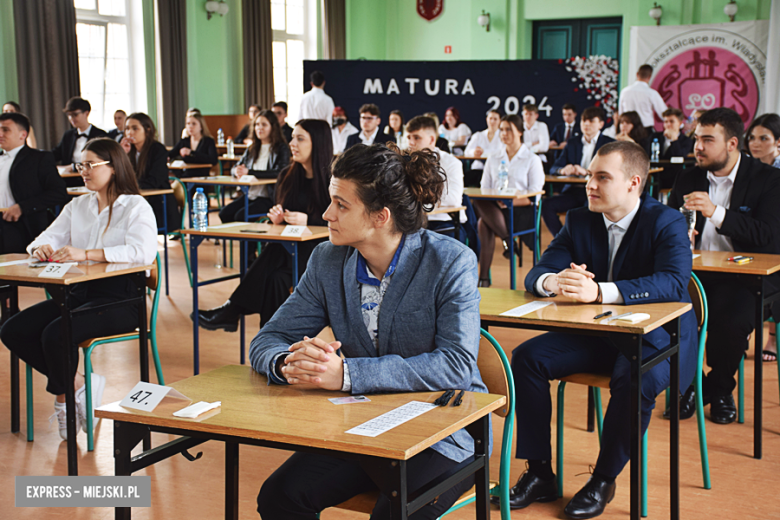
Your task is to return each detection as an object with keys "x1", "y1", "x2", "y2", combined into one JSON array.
[{"x1": 765, "y1": 1, "x2": 780, "y2": 114}]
